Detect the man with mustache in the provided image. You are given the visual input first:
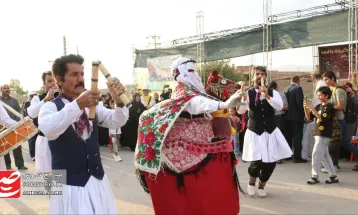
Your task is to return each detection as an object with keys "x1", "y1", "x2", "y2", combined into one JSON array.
[
  {"x1": 38, "y1": 54, "x2": 129, "y2": 214},
  {"x1": 0, "y1": 103, "x2": 16, "y2": 170},
  {"x1": 238, "y1": 66, "x2": 292, "y2": 198},
  {"x1": 27, "y1": 71, "x2": 58, "y2": 174},
  {"x1": 0, "y1": 84, "x2": 28, "y2": 170}
]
